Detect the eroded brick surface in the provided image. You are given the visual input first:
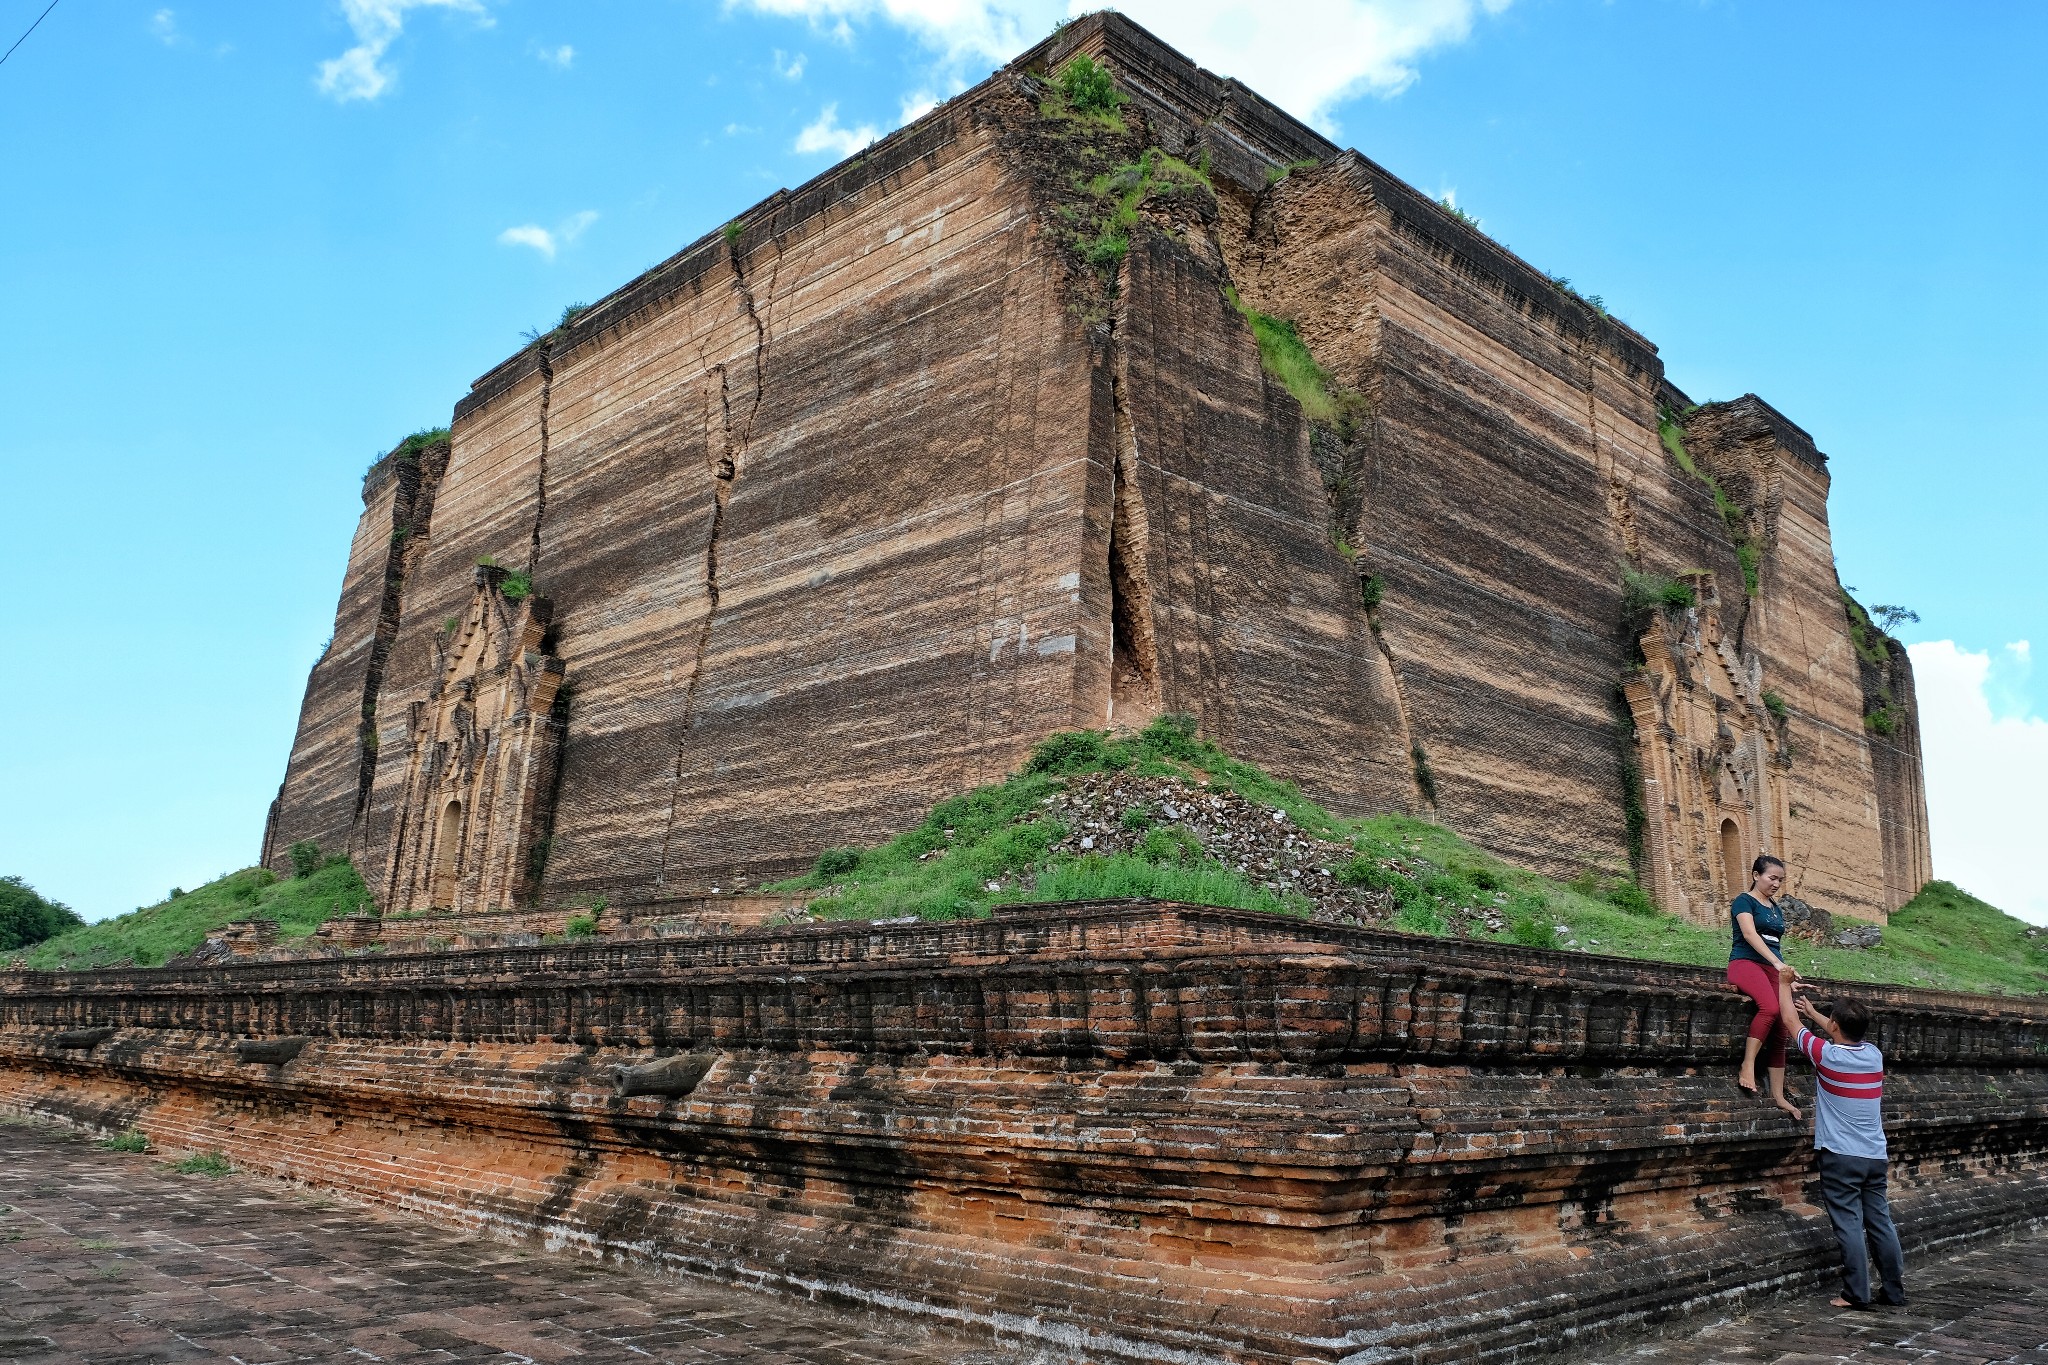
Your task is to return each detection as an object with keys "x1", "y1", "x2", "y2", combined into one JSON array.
[{"x1": 0, "y1": 1120, "x2": 1024, "y2": 1365}]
